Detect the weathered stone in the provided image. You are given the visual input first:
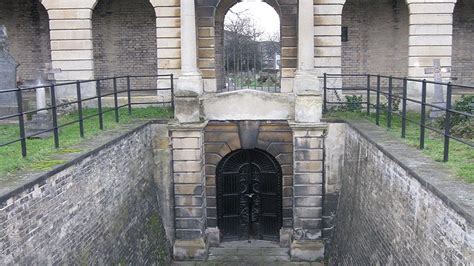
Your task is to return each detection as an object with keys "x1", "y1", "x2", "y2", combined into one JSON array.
[
  {"x1": 205, "y1": 227, "x2": 220, "y2": 247},
  {"x1": 173, "y1": 239, "x2": 207, "y2": 261},
  {"x1": 290, "y1": 240, "x2": 325, "y2": 262}
]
